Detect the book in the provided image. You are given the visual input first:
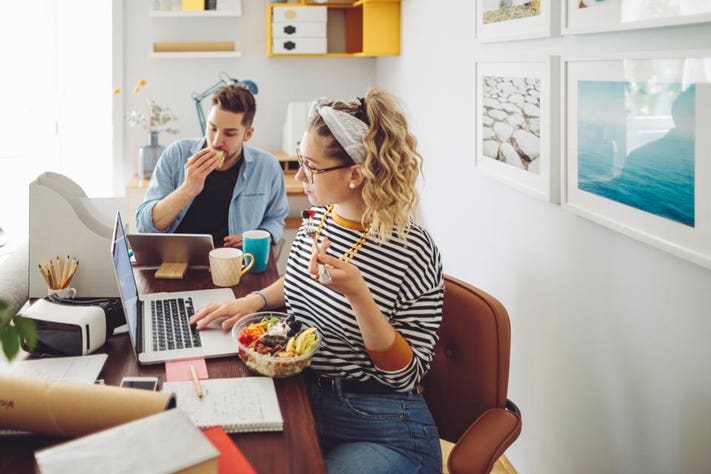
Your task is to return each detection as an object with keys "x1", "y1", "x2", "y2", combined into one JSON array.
[
  {"x1": 153, "y1": 41, "x2": 235, "y2": 52},
  {"x1": 35, "y1": 409, "x2": 219, "y2": 474},
  {"x1": 202, "y1": 426, "x2": 257, "y2": 474},
  {"x1": 162, "y1": 377, "x2": 284, "y2": 433}
]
